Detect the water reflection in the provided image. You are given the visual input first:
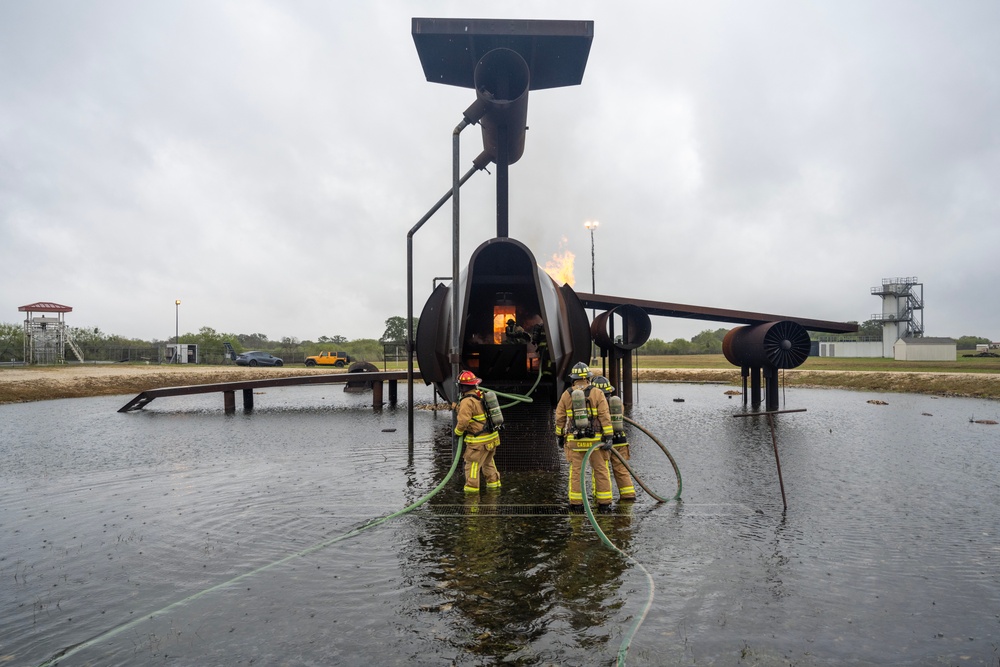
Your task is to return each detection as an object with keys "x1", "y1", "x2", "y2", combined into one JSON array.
[
  {"x1": 409, "y1": 427, "x2": 638, "y2": 662},
  {"x1": 2, "y1": 385, "x2": 999, "y2": 665}
]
